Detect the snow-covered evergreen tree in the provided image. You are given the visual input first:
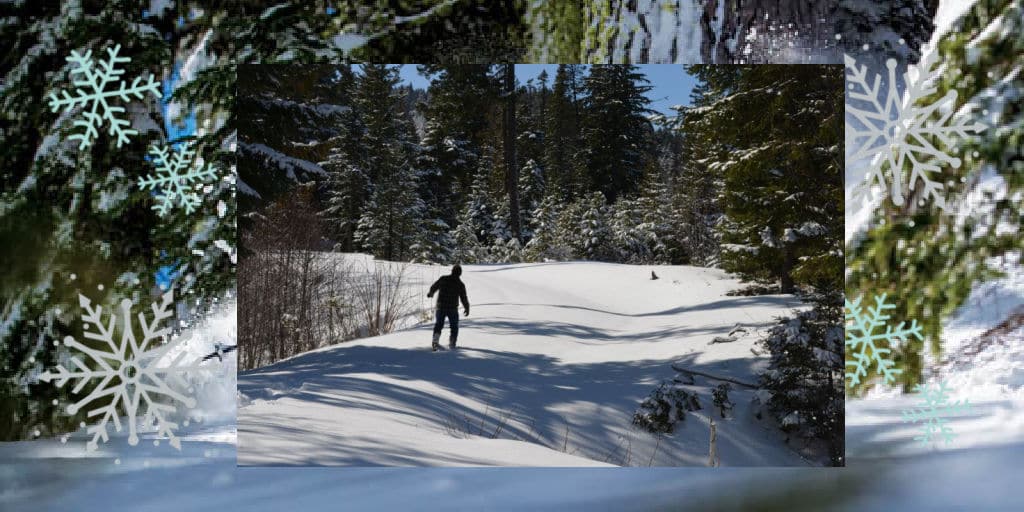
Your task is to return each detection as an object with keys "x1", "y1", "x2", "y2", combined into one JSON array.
[
  {"x1": 354, "y1": 153, "x2": 424, "y2": 261},
  {"x1": 543, "y1": 65, "x2": 586, "y2": 201},
  {"x1": 517, "y1": 158, "x2": 545, "y2": 237},
  {"x1": 686, "y1": 65, "x2": 843, "y2": 293},
  {"x1": 759, "y1": 291, "x2": 845, "y2": 466},
  {"x1": 491, "y1": 196, "x2": 514, "y2": 245},
  {"x1": 1, "y1": 2, "x2": 240, "y2": 440},
  {"x1": 346, "y1": 64, "x2": 425, "y2": 261},
  {"x1": 581, "y1": 65, "x2": 653, "y2": 201},
  {"x1": 237, "y1": 65, "x2": 353, "y2": 225},
  {"x1": 610, "y1": 198, "x2": 651, "y2": 263},
  {"x1": 669, "y1": 78, "x2": 727, "y2": 267},
  {"x1": 450, "y1": 217, "x2": 487, "y2": 264},
  {"x1": 450, "y1": 155, "x2": 498, "y2": 263},
  {"x1": 410, "y1": 217, "x2": 453, "y2": 265},
  {"x1": 525, "y1": 195, "x2": 572, "y2": 262},
  {"x1": 561, "y1": 192, "x2": 615, "y2": 261},
  {"x1": 418, "y1": 65, "x2": 496, "y2": 219},
  {"x1": 634, "y1": 170, "x2": 674, "y2": 263},
  {"x1": 317, "y1": 68, "x2": 366, "y2": 249},
  {"x1": 847, "y1": 0, "x2": 1023, "y2": 389}
]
